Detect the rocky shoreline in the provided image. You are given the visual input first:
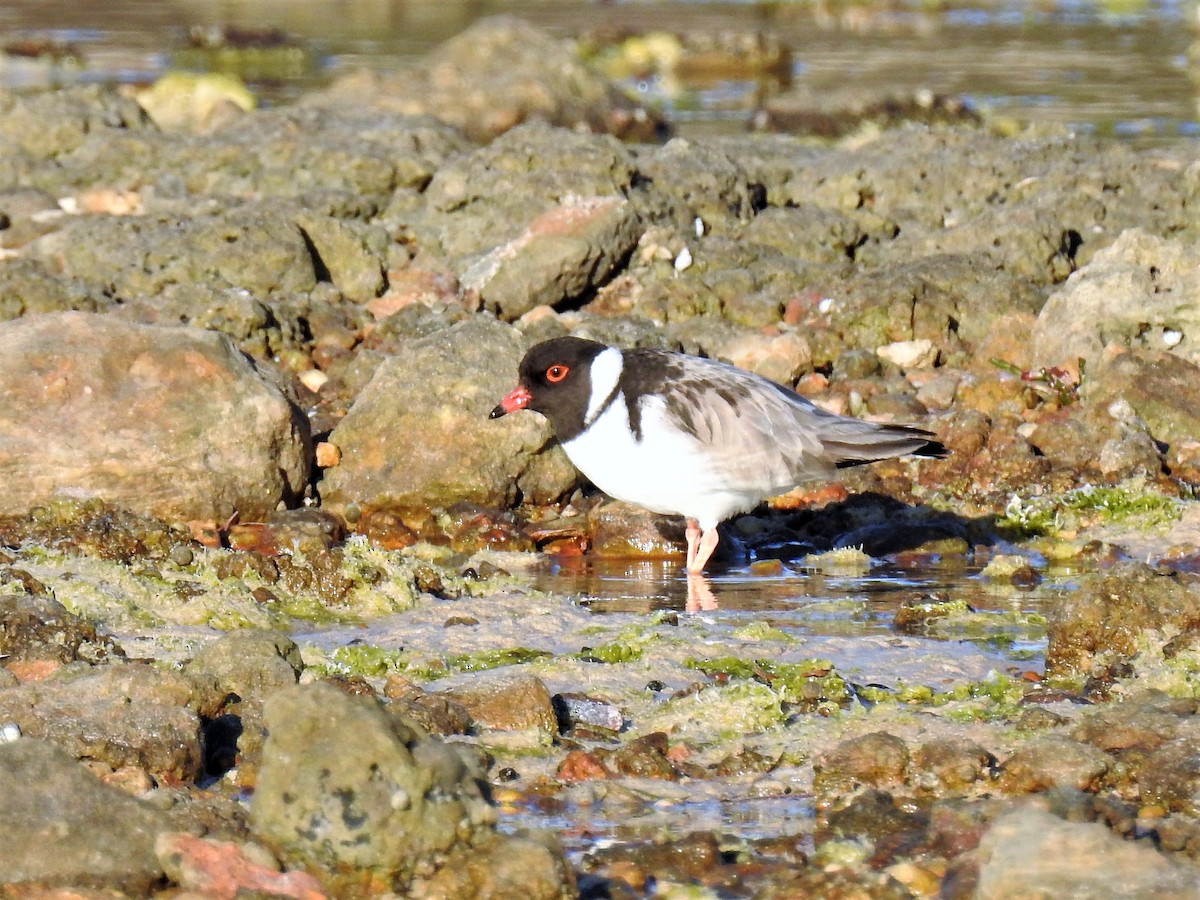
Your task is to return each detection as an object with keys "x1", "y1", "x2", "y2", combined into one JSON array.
[{"x1": 1, "y1": 15, "x2": 1199, "y2": 898}]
